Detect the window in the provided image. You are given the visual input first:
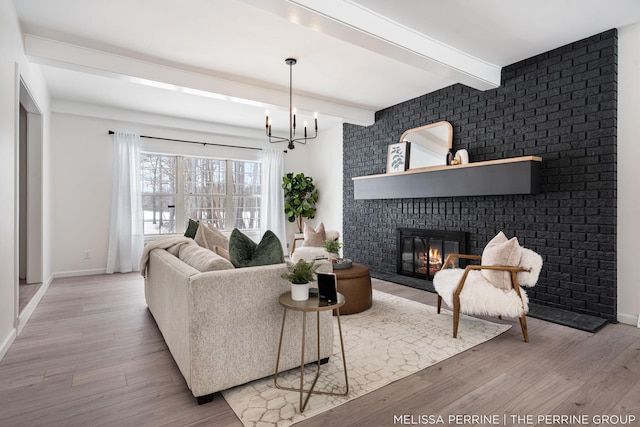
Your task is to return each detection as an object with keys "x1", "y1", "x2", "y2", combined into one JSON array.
[
  {"x1": 184, "y1": 158, "x2": 226, "y2": 230},
  {"x1": 141, "y1": 154, "x2": 261, "y2": 235},
  {"x1": 232, "y1": 161, "x2": 261, "y2": 230},
  {"x1": 141, "y1": 154, "x2": 177, "y2": 235}
]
